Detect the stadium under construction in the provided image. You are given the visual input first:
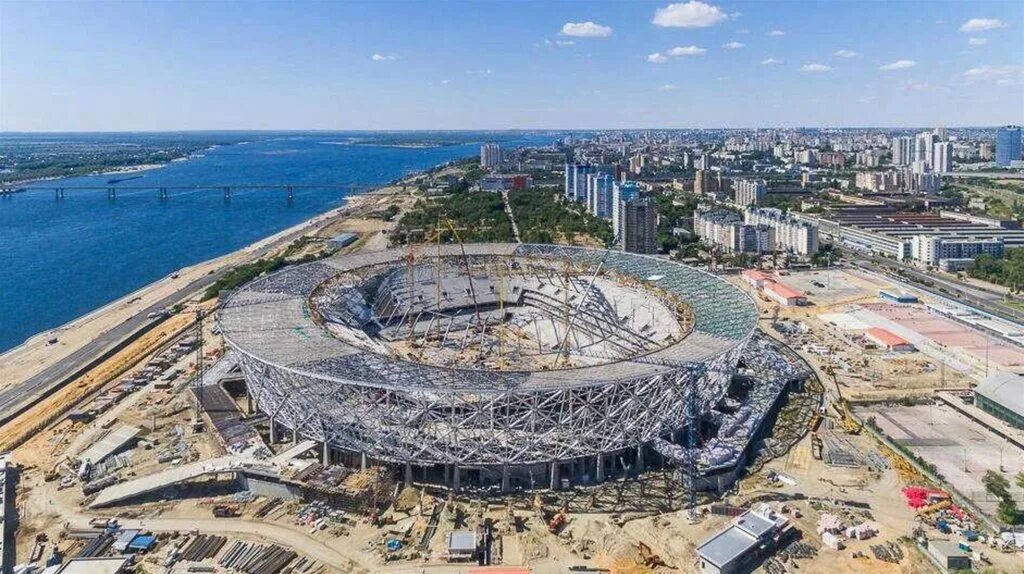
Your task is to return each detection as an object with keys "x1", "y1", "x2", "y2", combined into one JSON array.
[{"x1": 219, "y1": 243, "x2": 808, "y2": 492}]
